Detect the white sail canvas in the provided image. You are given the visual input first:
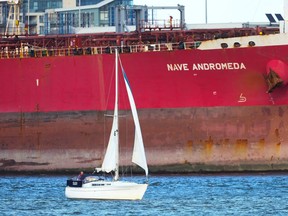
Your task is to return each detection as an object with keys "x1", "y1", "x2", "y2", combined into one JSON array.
[
  {"x1": 121, "y1": 66, "x2": 148, "y2": 177},
  {"x1": 65, "y1": 49, "x2": 148, "y2": 200},
  {"x1": 101, "y1": 109, "x2": 119, "y2": 174}
]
